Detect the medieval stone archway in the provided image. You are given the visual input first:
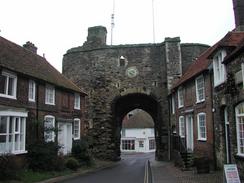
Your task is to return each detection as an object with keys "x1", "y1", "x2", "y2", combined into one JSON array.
[
  {"x1": 62, "y1": 26, "x2": 209, "y2": 161},
  {"x1": 111, "y1": 93, "x2": 165, "y2": 160}
]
